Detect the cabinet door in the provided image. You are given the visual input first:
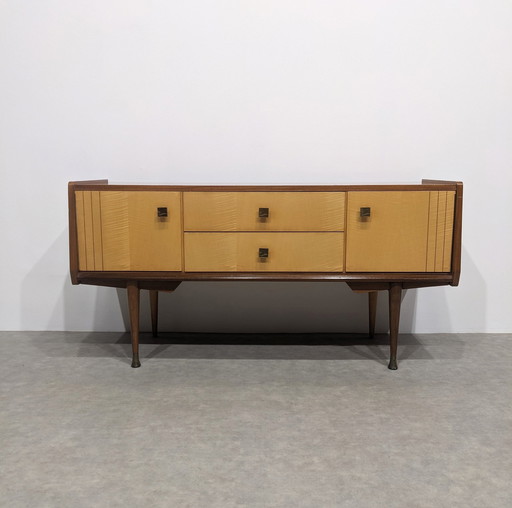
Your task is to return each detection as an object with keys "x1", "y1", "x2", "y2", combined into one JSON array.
[
  {"x1": 100, "y1": 191, "x2": 182, "y2": 271},
  {"x1": 76, "y1": 190, "x2": 183, "y2": 271},
  {"x1": 346, "y1": 191, "x2": 431, "y2": 272}
]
